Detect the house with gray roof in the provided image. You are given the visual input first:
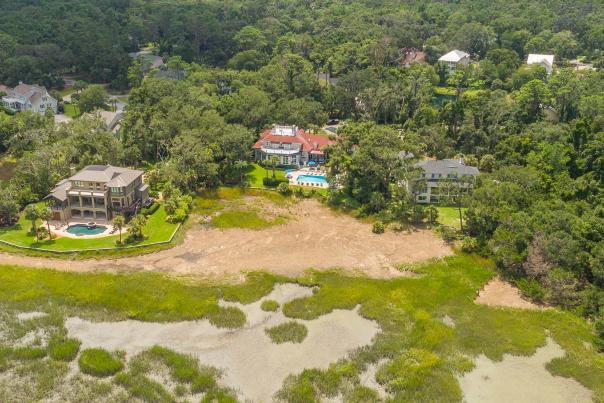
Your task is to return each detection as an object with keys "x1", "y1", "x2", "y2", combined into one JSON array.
[
  {"x1": 1, "y1": 82, "x2": 57, "y2": 115},
  {"x1": 413, "y1": 158, "x2": 479, "y2": 204},
  {"x1": 44, "y1": 165, "x2": 149, "y2": 222}
]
